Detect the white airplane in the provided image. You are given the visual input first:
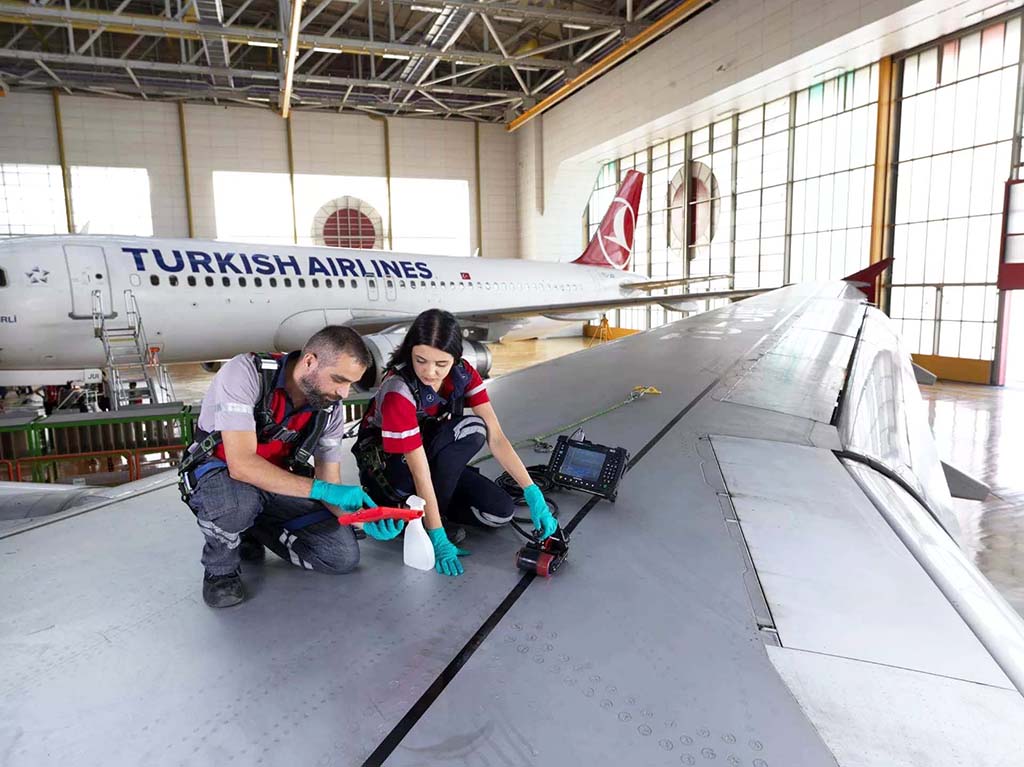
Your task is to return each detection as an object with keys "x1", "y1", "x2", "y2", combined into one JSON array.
[{"x1": 0, "y1": 171, "x2": 752, "y2": 391}]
